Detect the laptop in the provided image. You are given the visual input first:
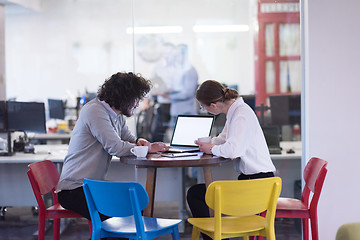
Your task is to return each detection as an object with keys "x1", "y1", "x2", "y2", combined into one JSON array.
[
  {"x1": 166, "y1": 115, "x2": 215, "y2": 153},
  {"x1": 262, "y1": 126, "x2": 282, "y2": 155}
]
